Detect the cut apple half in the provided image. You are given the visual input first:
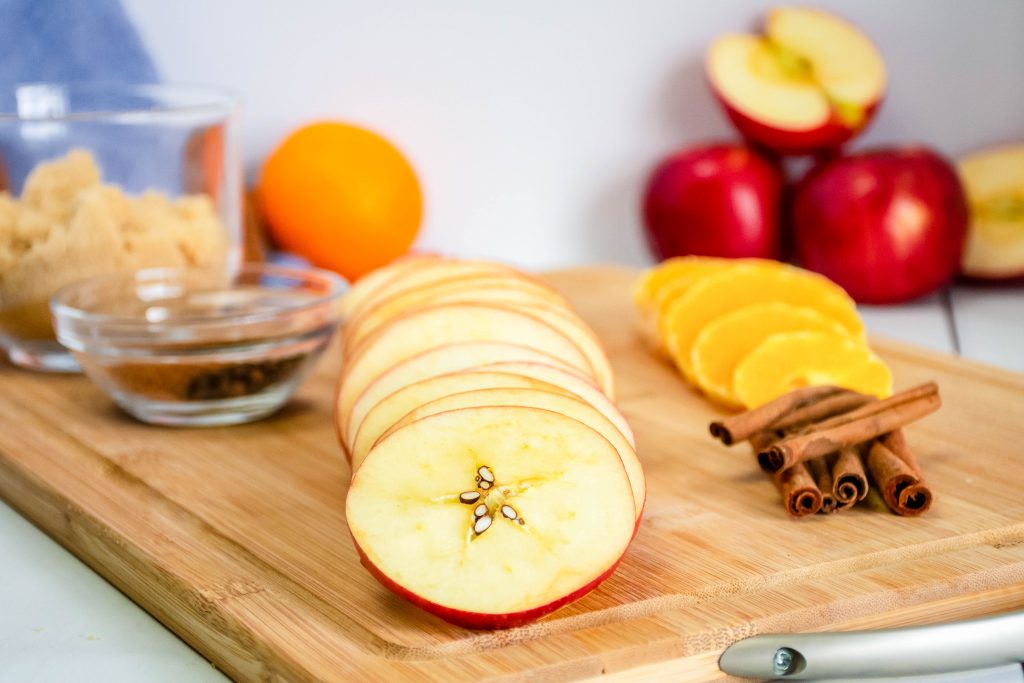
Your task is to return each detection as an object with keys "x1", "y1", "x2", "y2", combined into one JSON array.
[
  {"x1": 958, "y1": 145, "x2": 1024, "y2": 280},
  {"x1": 344, "y1": 274, "x2": 569, "y2": 351},
  {"x1": 707, "y1": 6, "x2": 885, "y2": 154},
  {"x1": 468, "y1": 361, "x2": 635, "y2": 448},
  {"x1": 349, "y1": 371, "x2": 571, "y2": 469},
  {"x1": 347, "y1": 405, "x2": 636, "y2": 628},
  {"x1": 339, "y1": 341, "x2": 579, "y2": 451},
  {"x1": 376, "y1": 387, "x2": 645, "y2": 520}
]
